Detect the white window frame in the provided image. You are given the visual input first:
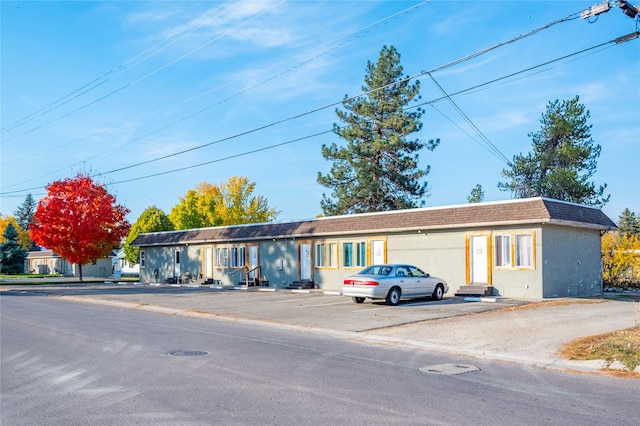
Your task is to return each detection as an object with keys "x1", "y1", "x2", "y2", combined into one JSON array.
[
  {"x1": 237, "y1": 246, "x2": 246, "y2": 268},
  {"x1": 515, "y1": 233, "x2": 534, "y2": 268},
  {"x1": 315, "y1": 243, "x2": 325, "y2": 268},
  {"x1": 327, "y1": 242, "x2": 338, "y2": 268},
  {"x1": 222, "y1": 248, "x2": 229, "y2": 267},
  {"x1": 494, "y1": 235, "x2": 511, "y2": 267}
]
